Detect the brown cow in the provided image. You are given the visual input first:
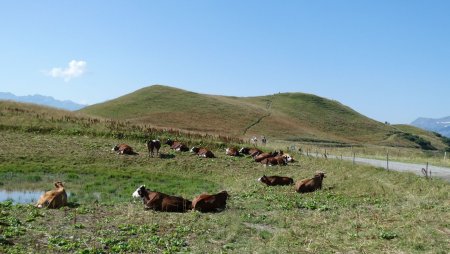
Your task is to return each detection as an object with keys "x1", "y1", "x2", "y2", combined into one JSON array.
[
  {"x1": 239, "y1": 147, "x2": 263, "y2": 157},
  {"x1": 36, "y1": 181, "x2": 67, "y2": 209},
  {"x1": 258, "y1": 175, "x2": 294, "y2": 186},
  {"x1": 132, "y1": 185, "x2": 191, "y2": 212},
  {"x1": 295, "y1": 172, "x2": 326, "y2": 193},
  {"x1": 261, "y1": 155, "x2": 288, "y2": 166},
  {"x1": 112, "y1": 144, "x2": 138, "y2": 155},
  {"x1": 147, "y1": 140, "x2": 161, "y2": 157},
  {"x1": 165, "y1": 139, "x2": 189, "y2": 152},
  {"x1": 191, "y1": 147, "x2": 215, "y2": 158},
  {"x1": 225, "y1": 147, "x2": 240, "y2": 156},
  {"x1": 192, "y1": 191, "x2": 229, "y2": 212}
]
